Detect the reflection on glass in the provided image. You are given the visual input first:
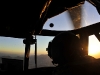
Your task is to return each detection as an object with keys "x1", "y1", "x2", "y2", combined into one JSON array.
[{"x1": 43, "y1": 1, "x2": 100, "y2": 31}]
